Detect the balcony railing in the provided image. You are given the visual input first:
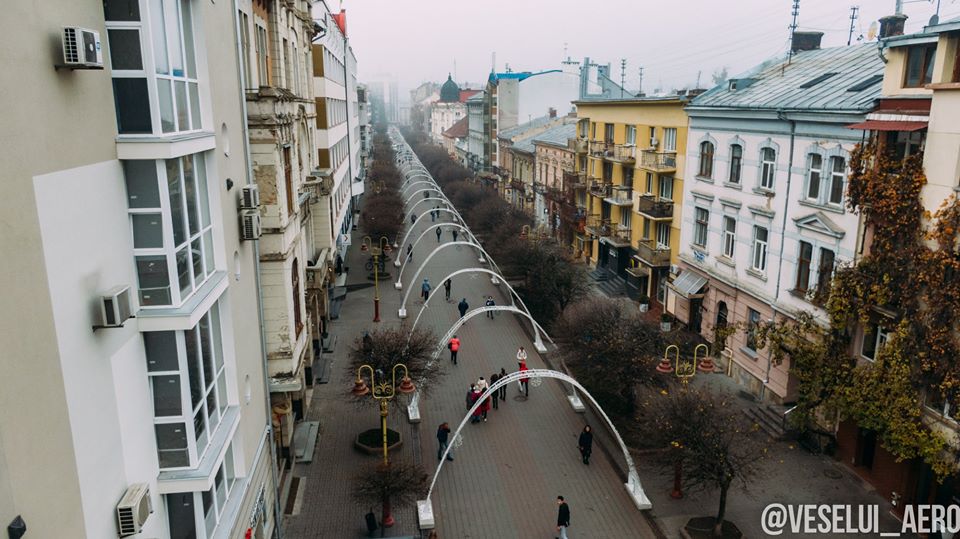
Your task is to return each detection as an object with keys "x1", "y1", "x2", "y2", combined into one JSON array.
[
  {"x1": 584, "y1": 215, "x2": 611, "y2": 237},
  {"x1": 636, "y1": 239, "x2": 671, "y2": 267},
  {"x1": 639, "y1": 150, "x2": 677, "y2": 172},
  {"x1": 571, "y1": 138, "x2": 588, "y2": 154},
  {"x1": 635, "y1": 194, "x2": 674, "y2": 219},
  {"x1": 563, "y1": 171, "x2": 586, "y2": 188},
  {"x1": 605, "y1": 186, "x2": 633, "y2": 206},
  {"x1": 609, "y1": 224, "x2": 632, "y2": 247},
  {"x1": 589, "y1": 141, "x2": 637, "y2": 164},
  {"x1": 589, "y1": 180, "x2": 611, "y2": 198}
]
